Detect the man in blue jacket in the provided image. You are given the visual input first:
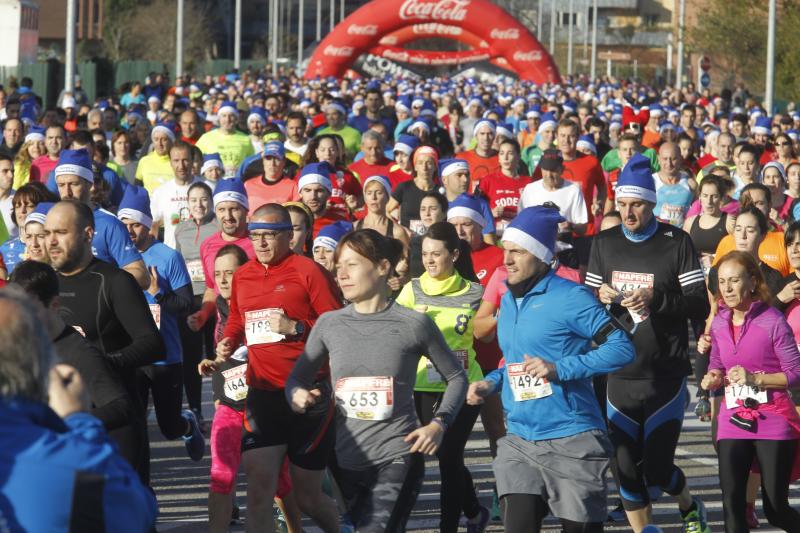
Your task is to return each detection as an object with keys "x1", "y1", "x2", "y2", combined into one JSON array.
[
  {"x1": 467, "y1": 205, "x2": 635, "y2": 533},
  {"x1": 0, "y1": 287, "x2": 157, "y2": 532}
]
